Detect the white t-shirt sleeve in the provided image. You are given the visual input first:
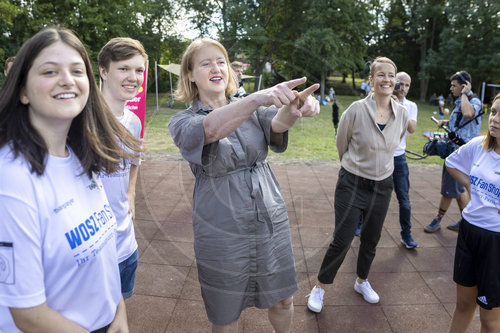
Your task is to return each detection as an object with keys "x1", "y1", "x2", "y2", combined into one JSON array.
[
  {"x1": 446, "y1": 136, "x2": 500, "y2": 232},
  {"x1": 0, "y1": 169, "x2": 45, "y2": 308},
  {"x1": 121, "y1": 109, "x2": 142, "y2": 166},
  {"x1": 408, "y1": 101, "x2": 418, "y2": 122},
  {"x1": 445, "y1": 137, "x2": 475, "y2": 175}
]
